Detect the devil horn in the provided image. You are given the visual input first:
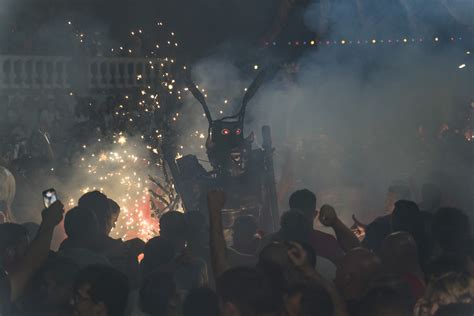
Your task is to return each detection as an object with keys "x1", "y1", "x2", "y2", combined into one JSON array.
[
  {"x1": 238, "y1": 66, "x2": 276, "y2": 120},
  {"x1": 183, "y1": 71, "x2": 213, "y2": 123}
]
